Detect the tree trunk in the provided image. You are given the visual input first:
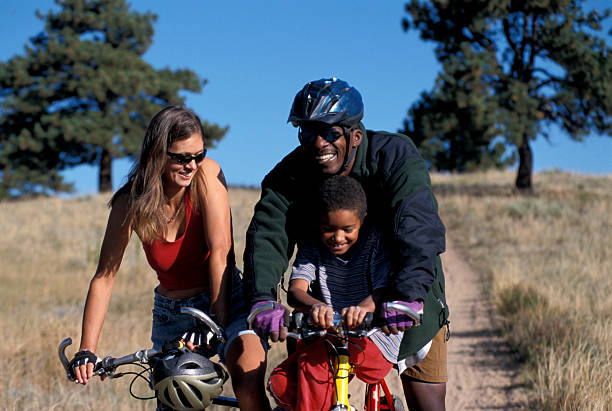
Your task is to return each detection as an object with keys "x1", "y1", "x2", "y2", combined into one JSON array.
[
  {"x1": 99, "y1": 148, "x2": 112, "y2": 192},
  {"x1": 515, "y1": 133, "x2": 533, "y2": 191}
]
